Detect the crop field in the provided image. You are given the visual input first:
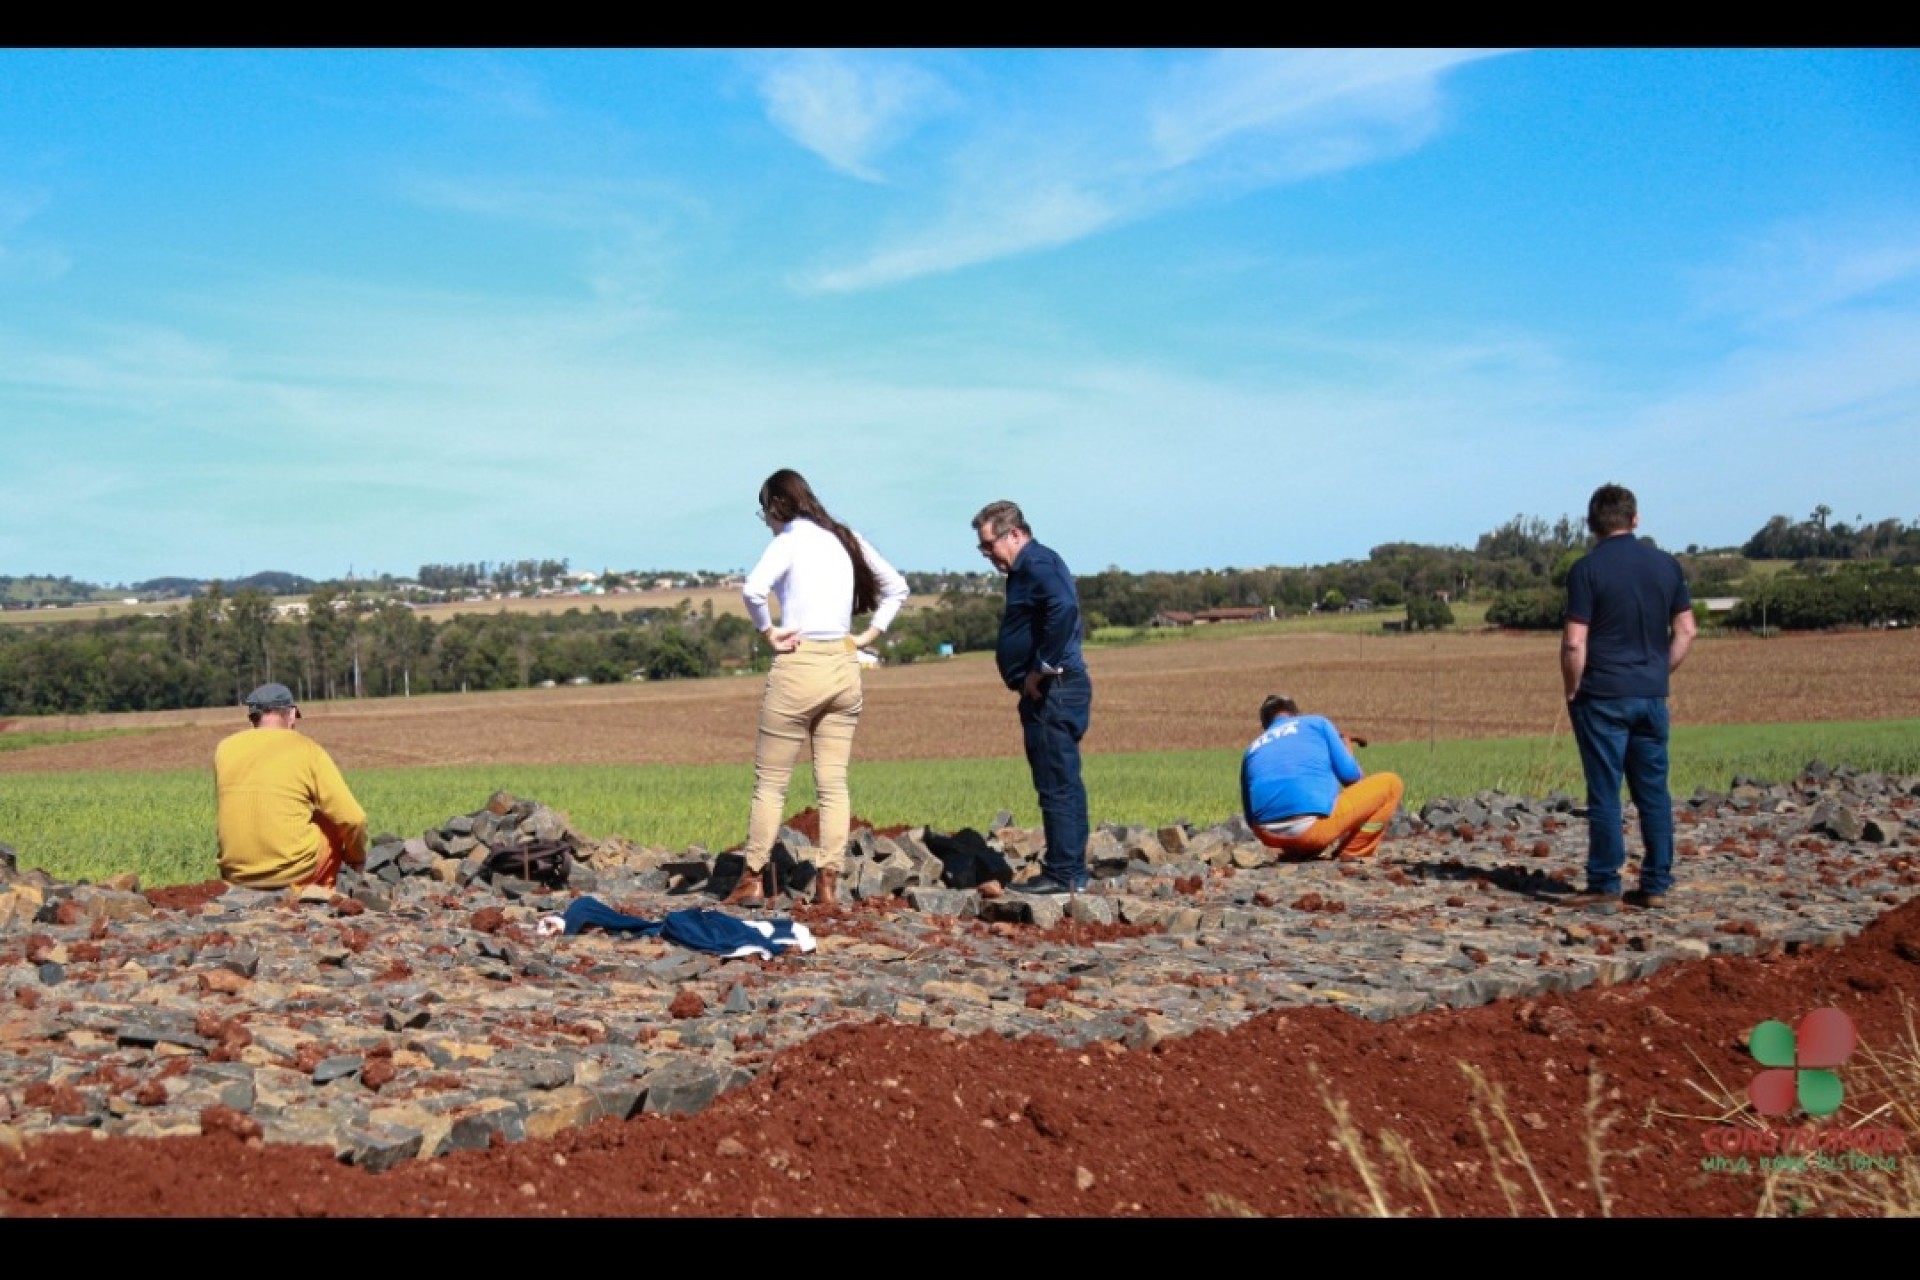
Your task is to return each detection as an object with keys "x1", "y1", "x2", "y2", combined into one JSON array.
[
  {"x1": 410, "y1": 585, "x2": 759, "y2": 623},
  {"x1": 3, "y1": 627, "x2": 1917, "y2": 885},
  {"x1": 5, "y1": 626, "x2": 1916, "y2": 774},
  {"x1": 0, "y1": 585, "x2": 948, "y2": 628}
]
